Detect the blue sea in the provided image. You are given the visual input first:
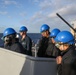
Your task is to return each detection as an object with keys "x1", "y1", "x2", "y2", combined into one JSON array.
[{"x1": 0, "y1": 33, "x2": 41, "y2": 47}]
